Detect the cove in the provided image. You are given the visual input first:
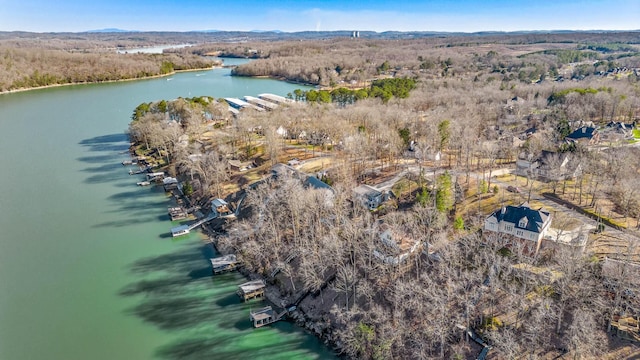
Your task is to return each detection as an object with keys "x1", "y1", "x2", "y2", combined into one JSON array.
[{"x1": 0, "y1": 62, "x2": 335, "y2": 359}]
